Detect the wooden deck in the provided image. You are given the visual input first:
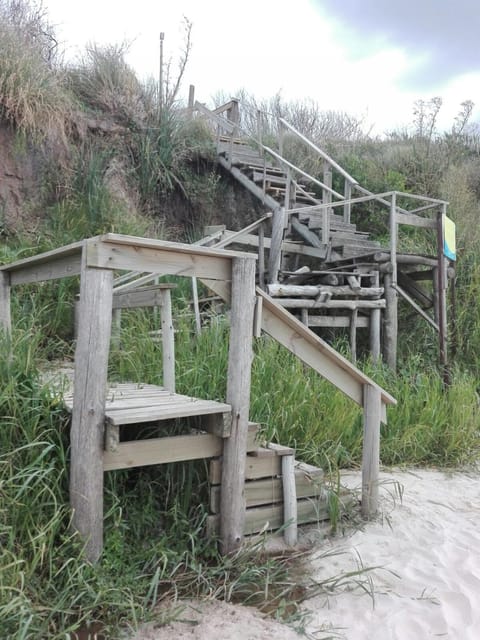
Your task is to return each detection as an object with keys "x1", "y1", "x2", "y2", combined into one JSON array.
[{"x1": 63, "y1": 382, "x2": 231, "y2": 426}]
